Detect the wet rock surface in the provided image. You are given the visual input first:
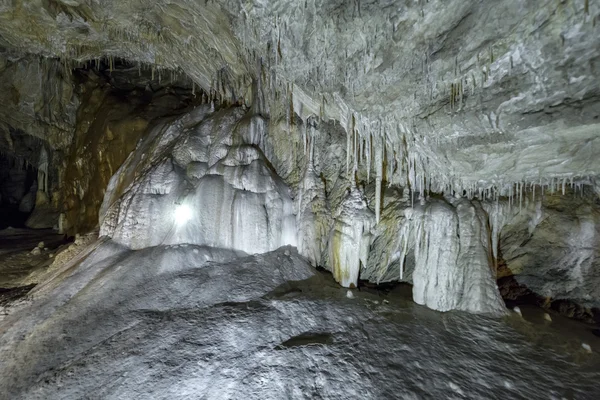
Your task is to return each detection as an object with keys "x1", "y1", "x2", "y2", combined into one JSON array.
[{"x1": 0, "y1": 240, "x2": 599, "y2": 399}]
